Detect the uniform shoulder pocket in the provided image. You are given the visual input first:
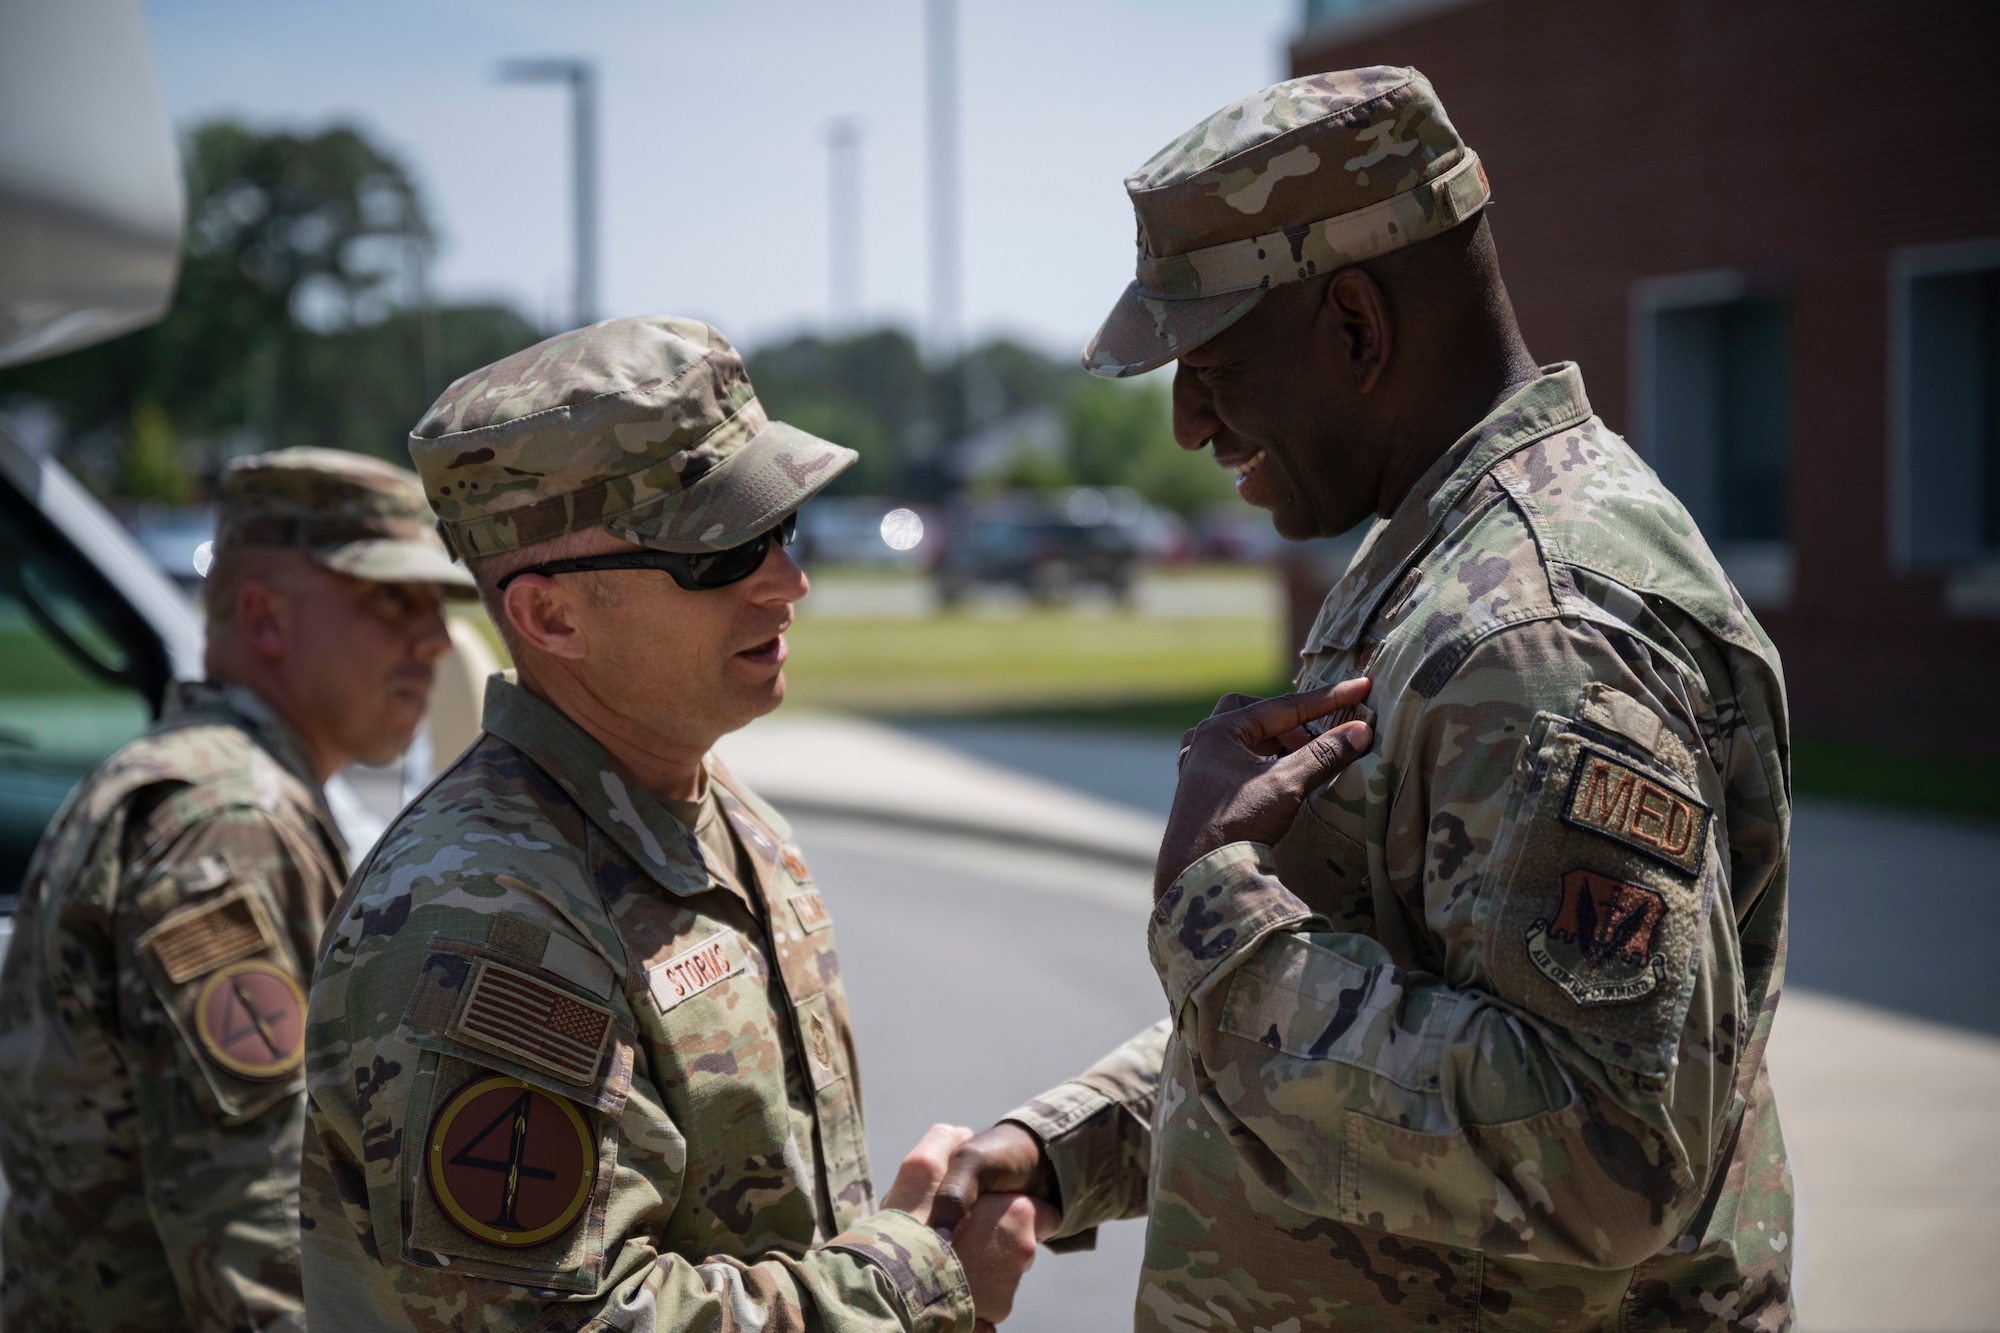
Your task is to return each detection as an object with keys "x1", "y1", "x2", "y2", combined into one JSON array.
[
  {"x1": 395, "y1": 935, "x2": 634, "y2": 1289},
  {"x1": 135, "y1": 879, "x2": 307, "y2": 1124},
  {"x1": 1480, "y1": 689, "x2": 1717, "y2": 1081}
]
